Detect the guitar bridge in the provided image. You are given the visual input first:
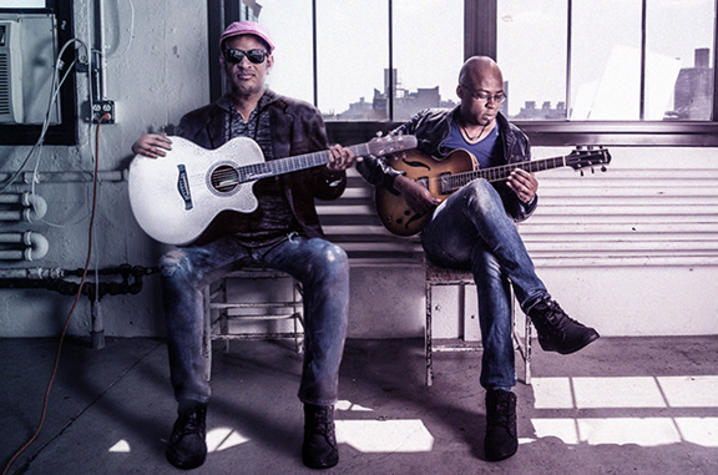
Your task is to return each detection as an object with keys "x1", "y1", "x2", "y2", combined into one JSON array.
[{"x1": 176, "y1": 164, "x2": 193, "y2": 210}]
